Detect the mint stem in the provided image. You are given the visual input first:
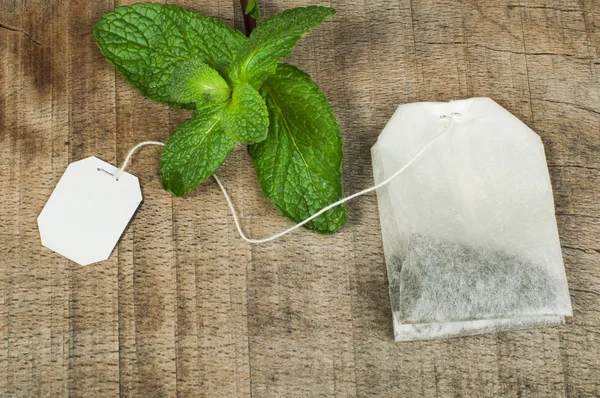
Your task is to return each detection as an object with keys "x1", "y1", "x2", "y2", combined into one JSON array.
[{"x1": 240, "y1": 0, "x2": 256, "y2": 36}]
